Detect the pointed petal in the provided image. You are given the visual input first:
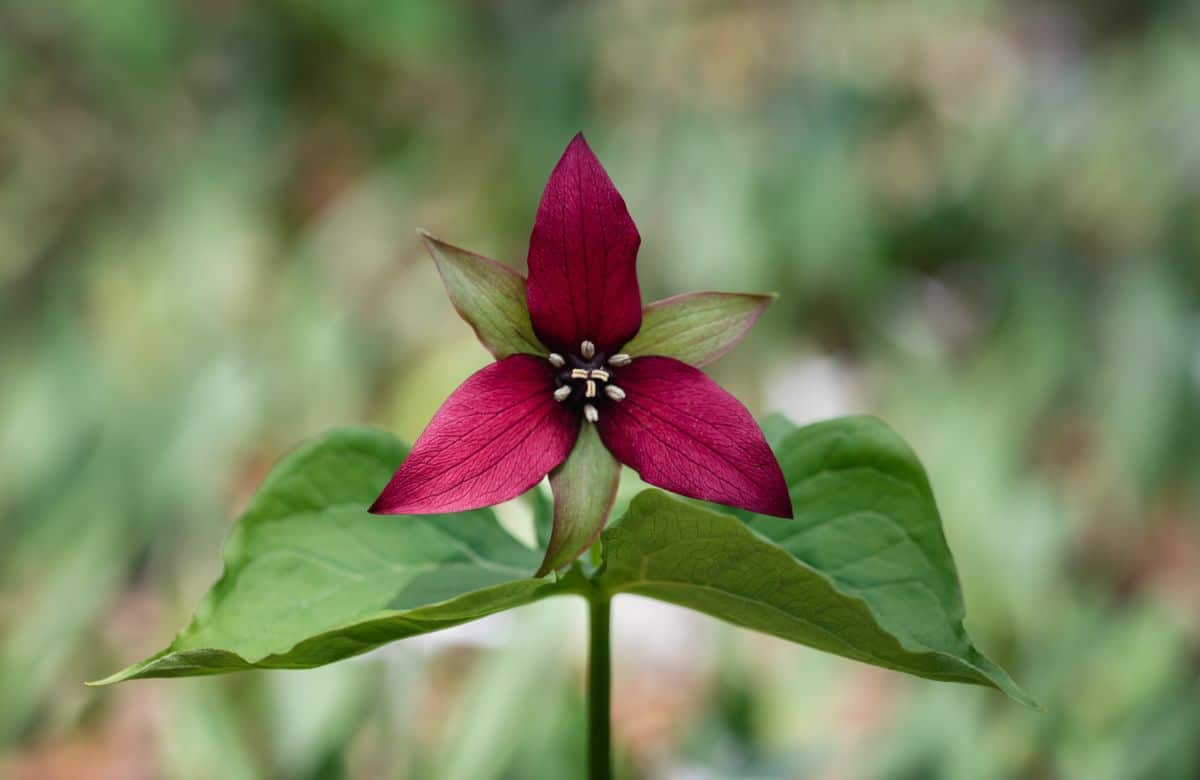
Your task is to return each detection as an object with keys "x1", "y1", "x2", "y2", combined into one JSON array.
[
  {"x1": 525, "y1": 133, "x2": 642, "y2": 354},
  {"x1": 621, "y1": 291, "x2": 776, "y2": 367},
  {"x1": 422, "y1": 230, "x2": 545, "y2": 359},
  {"x1": 536, "y1": 423, "x2": 621, "y2": 577},
  {"x1": 371, "y1": 356, "x2": 579, "y2": 514},
  {"x1": 596, "y1": 357, "x2": 792, "y2": 518}
]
